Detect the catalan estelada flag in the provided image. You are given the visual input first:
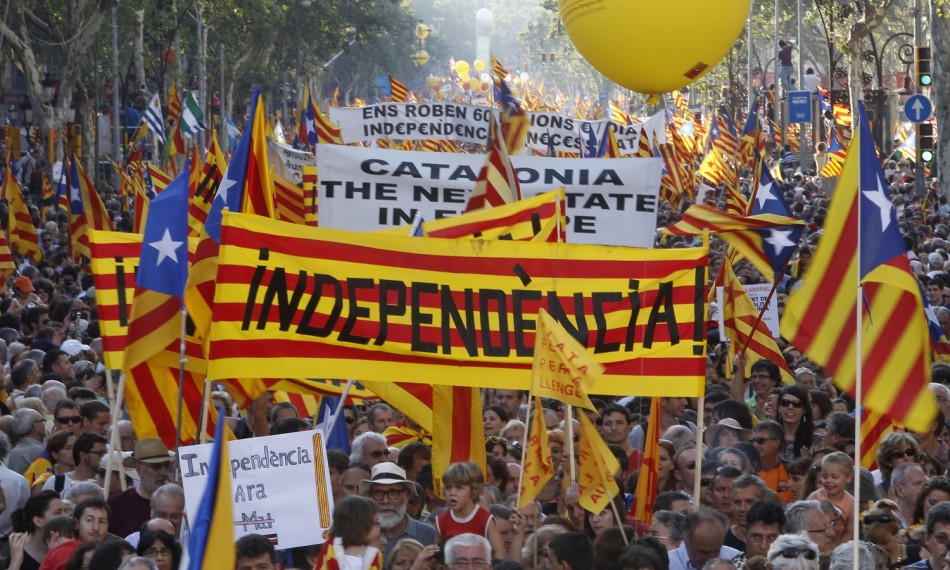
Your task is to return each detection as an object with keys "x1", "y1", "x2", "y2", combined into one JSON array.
[
  {"x1": 634, "y1": 397, "x2": 660, "y2": 524},
  {"x1": 2, "y1": 163, "x2": 41, "y2": 262},
  {"x1": 186, "y1": 406, "x2": 234, "y2": 570},
  {"x1": 722, "y1": 260, "x2": 795, "y2": 383},
  {"x1": 187, "y1": 131, "x2": 226, "y2": 237},
  {"x1": 88, "y1": 231, "x2": 142, "y2": 370},
  {"x1": 820, "y1": 128, "x2": 847, "y2": 178},
  {"x1": 781, "y1": 104, "x2": 936, "y2": 433},
  {"x1": 518, "y1": 398, "x2": 554, "y2": 508},
  {"x1": 859, "y1": 409, "x2": 897, "y2": 471},
  {"x1": 147, "y1": 162, "x2": 172, "y2": 193},
  {"x1": 664, "y1": 205, "x2": 805, "y2": 281}
]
